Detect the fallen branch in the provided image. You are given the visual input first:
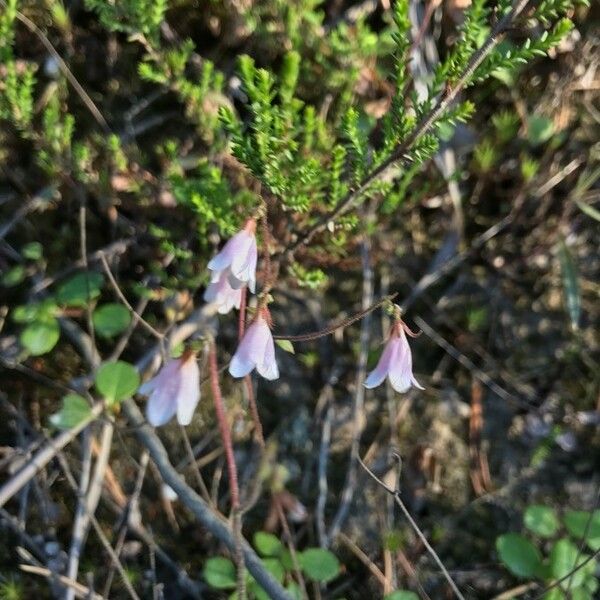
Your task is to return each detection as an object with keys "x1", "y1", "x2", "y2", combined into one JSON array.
[
  {"x1": 121, "y1": 398, "x2": 293, "y2": 600},
  {"x1": 0, "y1": 402, "x2": 104, "y2": 509}
]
